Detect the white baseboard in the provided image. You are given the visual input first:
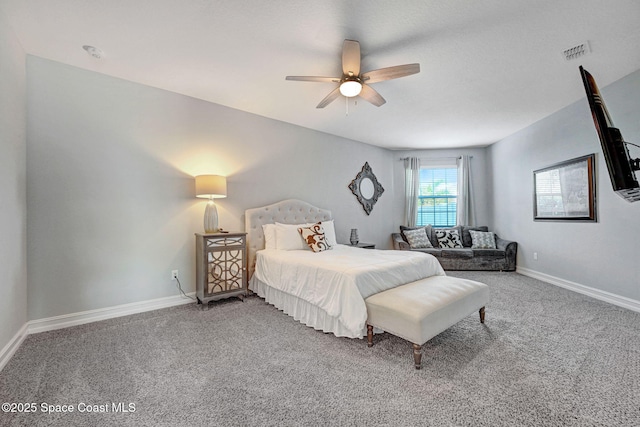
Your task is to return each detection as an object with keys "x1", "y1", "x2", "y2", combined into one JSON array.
[
  {"x1": 517, "y1": 266, "x2": 640, "y2": 313},
  {"x1": 1, "y1": 293, "x2": 196, "y2": 372},
  {"x1": 1, "y1": 293, "x2": 195, "y2": 372},
  {"x1": 0, "y1": 323, "x2": 29, "y2": 372},
  {"x1": 27, "y1": 292, "x2": 196, "y2": 335}
]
